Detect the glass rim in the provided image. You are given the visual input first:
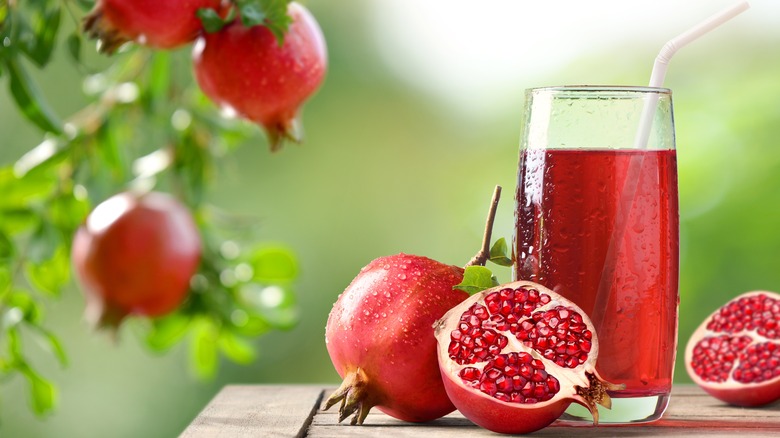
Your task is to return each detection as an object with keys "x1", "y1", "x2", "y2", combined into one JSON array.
[{"x1": 527, "y1": 85, "x2": 671, "y2": 97}]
